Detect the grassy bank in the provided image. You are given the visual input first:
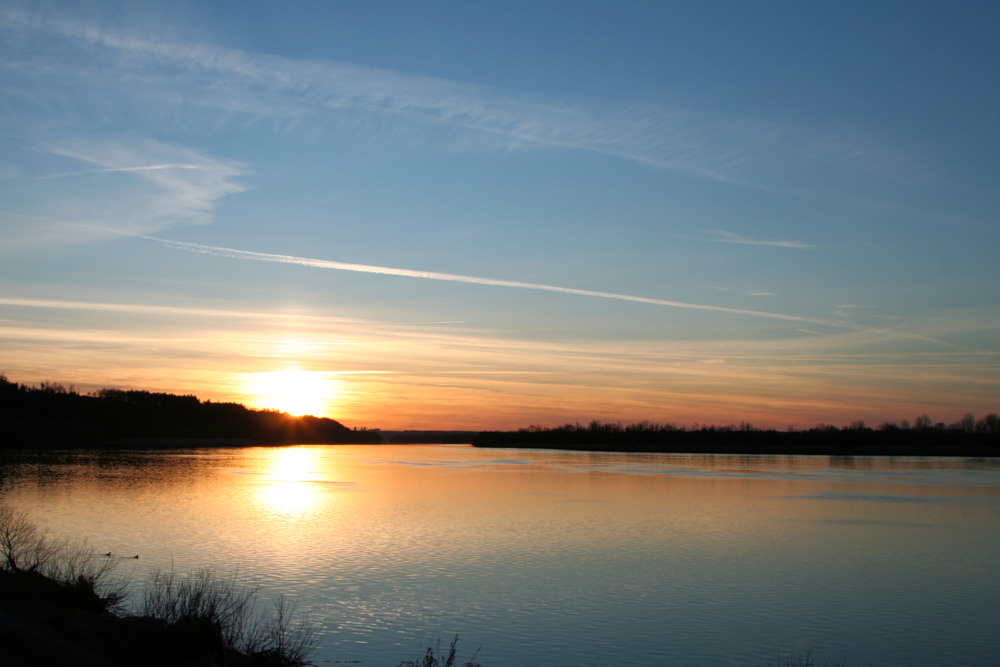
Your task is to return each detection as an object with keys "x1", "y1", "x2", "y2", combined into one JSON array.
[{"x1": 0, "y1": 503, "x2": 315, "y2": 666}]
